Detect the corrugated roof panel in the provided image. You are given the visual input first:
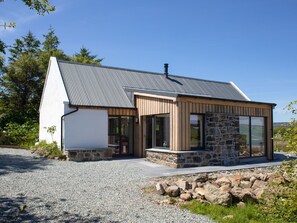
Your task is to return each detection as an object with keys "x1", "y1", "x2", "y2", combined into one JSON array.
[{"x1": 57, "y1": 60, "x2": 249, "y2": 108}]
